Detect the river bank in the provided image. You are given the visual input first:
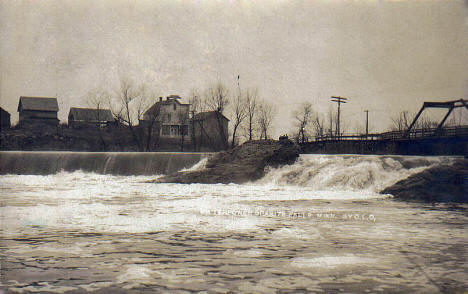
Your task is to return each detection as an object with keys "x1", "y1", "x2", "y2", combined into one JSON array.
[
  {"x1": 153, "y1": 139, "x2": 300, "y2": 184},
  {"x1": 381, "y1": 158, "x2": 468, "y2": 203}
]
